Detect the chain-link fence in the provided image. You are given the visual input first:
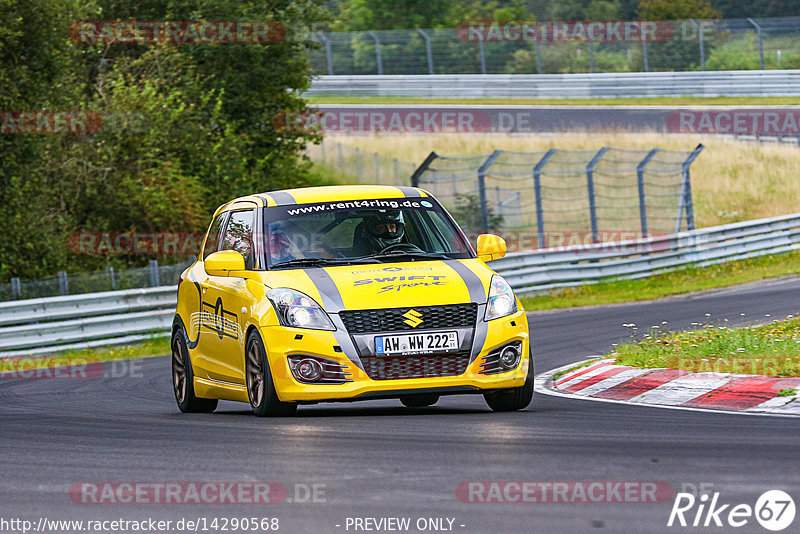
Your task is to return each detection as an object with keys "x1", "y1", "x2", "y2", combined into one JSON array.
[
  {"x1": 310, "y1": 17, "x2": 800, "y2": 75},
  {"x1": 411, "y1": 146, "x2": 703, "y2": 250},
  {"x1": 0, "y1": 259, "x2": 194, "y2": 302}
]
